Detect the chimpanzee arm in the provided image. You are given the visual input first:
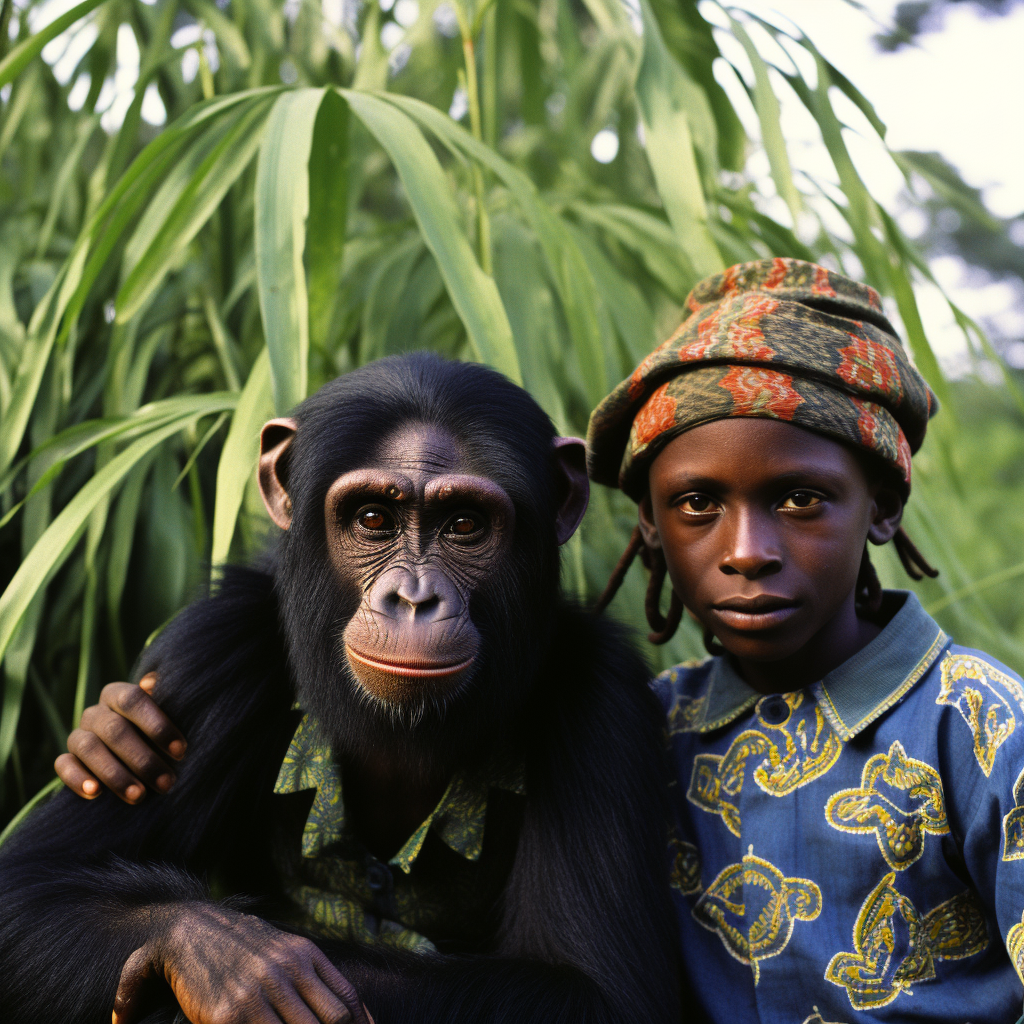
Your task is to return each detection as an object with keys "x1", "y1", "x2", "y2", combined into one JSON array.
[{"x1": 0, "y1": 566, "x2": 295, "y2": 1022}]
